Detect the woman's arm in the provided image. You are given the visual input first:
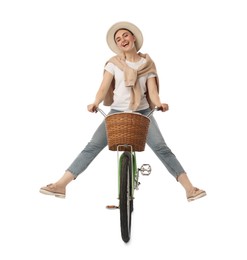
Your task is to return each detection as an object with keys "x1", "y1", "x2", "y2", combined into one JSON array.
[
  {"x1": 147, "y1": 77, "x2": 169, "y2": 112},
  {"x1": 87, "y1": 71, "x2": 114, "y2": 112}
]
